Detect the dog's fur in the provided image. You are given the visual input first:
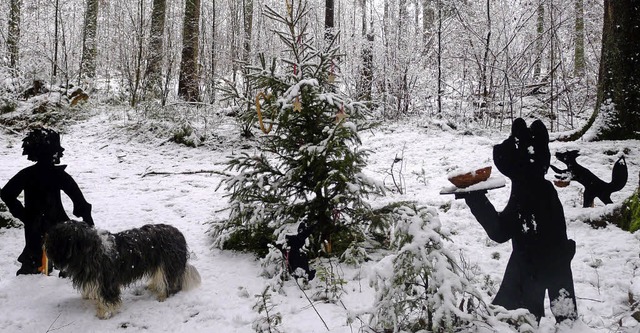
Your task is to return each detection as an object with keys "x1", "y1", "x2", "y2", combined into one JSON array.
[
  {"x1": 551, "y1": 150, "x2": 627, "y2": 207},
  {"x1": 44, "y1": 221, "x2": 201, "y2": 319}
]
